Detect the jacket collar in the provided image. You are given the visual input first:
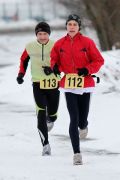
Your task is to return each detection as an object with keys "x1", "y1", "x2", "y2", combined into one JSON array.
[
  {"x1": 36, "y1": 39, "x2": 50, "y2": 46},
  {"x1": 66, "y1": 32, "x2": 81, "y2": 41}
]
